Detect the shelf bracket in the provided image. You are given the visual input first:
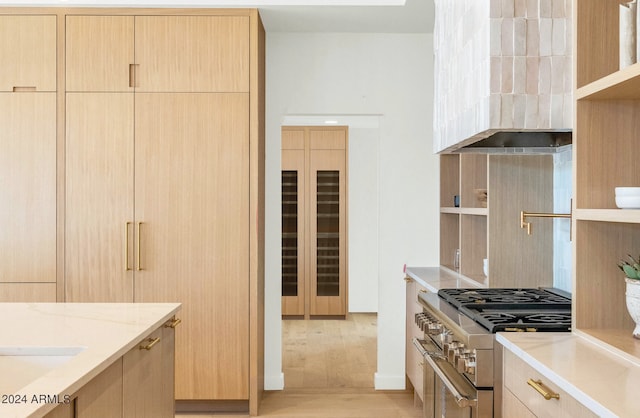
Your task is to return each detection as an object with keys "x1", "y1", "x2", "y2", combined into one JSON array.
[{"x1": 520, "y1": 203, "x2": 572, "y2": 240}]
